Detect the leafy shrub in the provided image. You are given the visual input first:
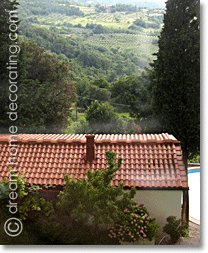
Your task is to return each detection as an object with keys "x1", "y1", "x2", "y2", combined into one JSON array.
[
  {"x1": 163, "y1": 216, "x2": 189, "y2": 243},
  {"x1": 0, "y1": 152, "x2": 158, "y2": 245},
  {"x1": 188, "y1": 153, "x2": 200, "y2": 163},
  {"x1": 109, "y1": 204, "x2": 158, "y2": 242},
  {"x1": 0, "y1": 174, "x2": 53, "y2": 220},
  {"x1": 52, "y1": 151, "x2": 158, "y2": 244}
]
